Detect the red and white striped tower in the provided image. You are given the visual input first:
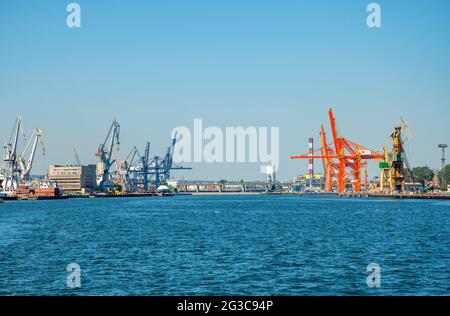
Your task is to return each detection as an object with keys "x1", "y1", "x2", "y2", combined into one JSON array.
[{"x1": 308, "y1": 137, "x2": 314, "y2": 189}]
